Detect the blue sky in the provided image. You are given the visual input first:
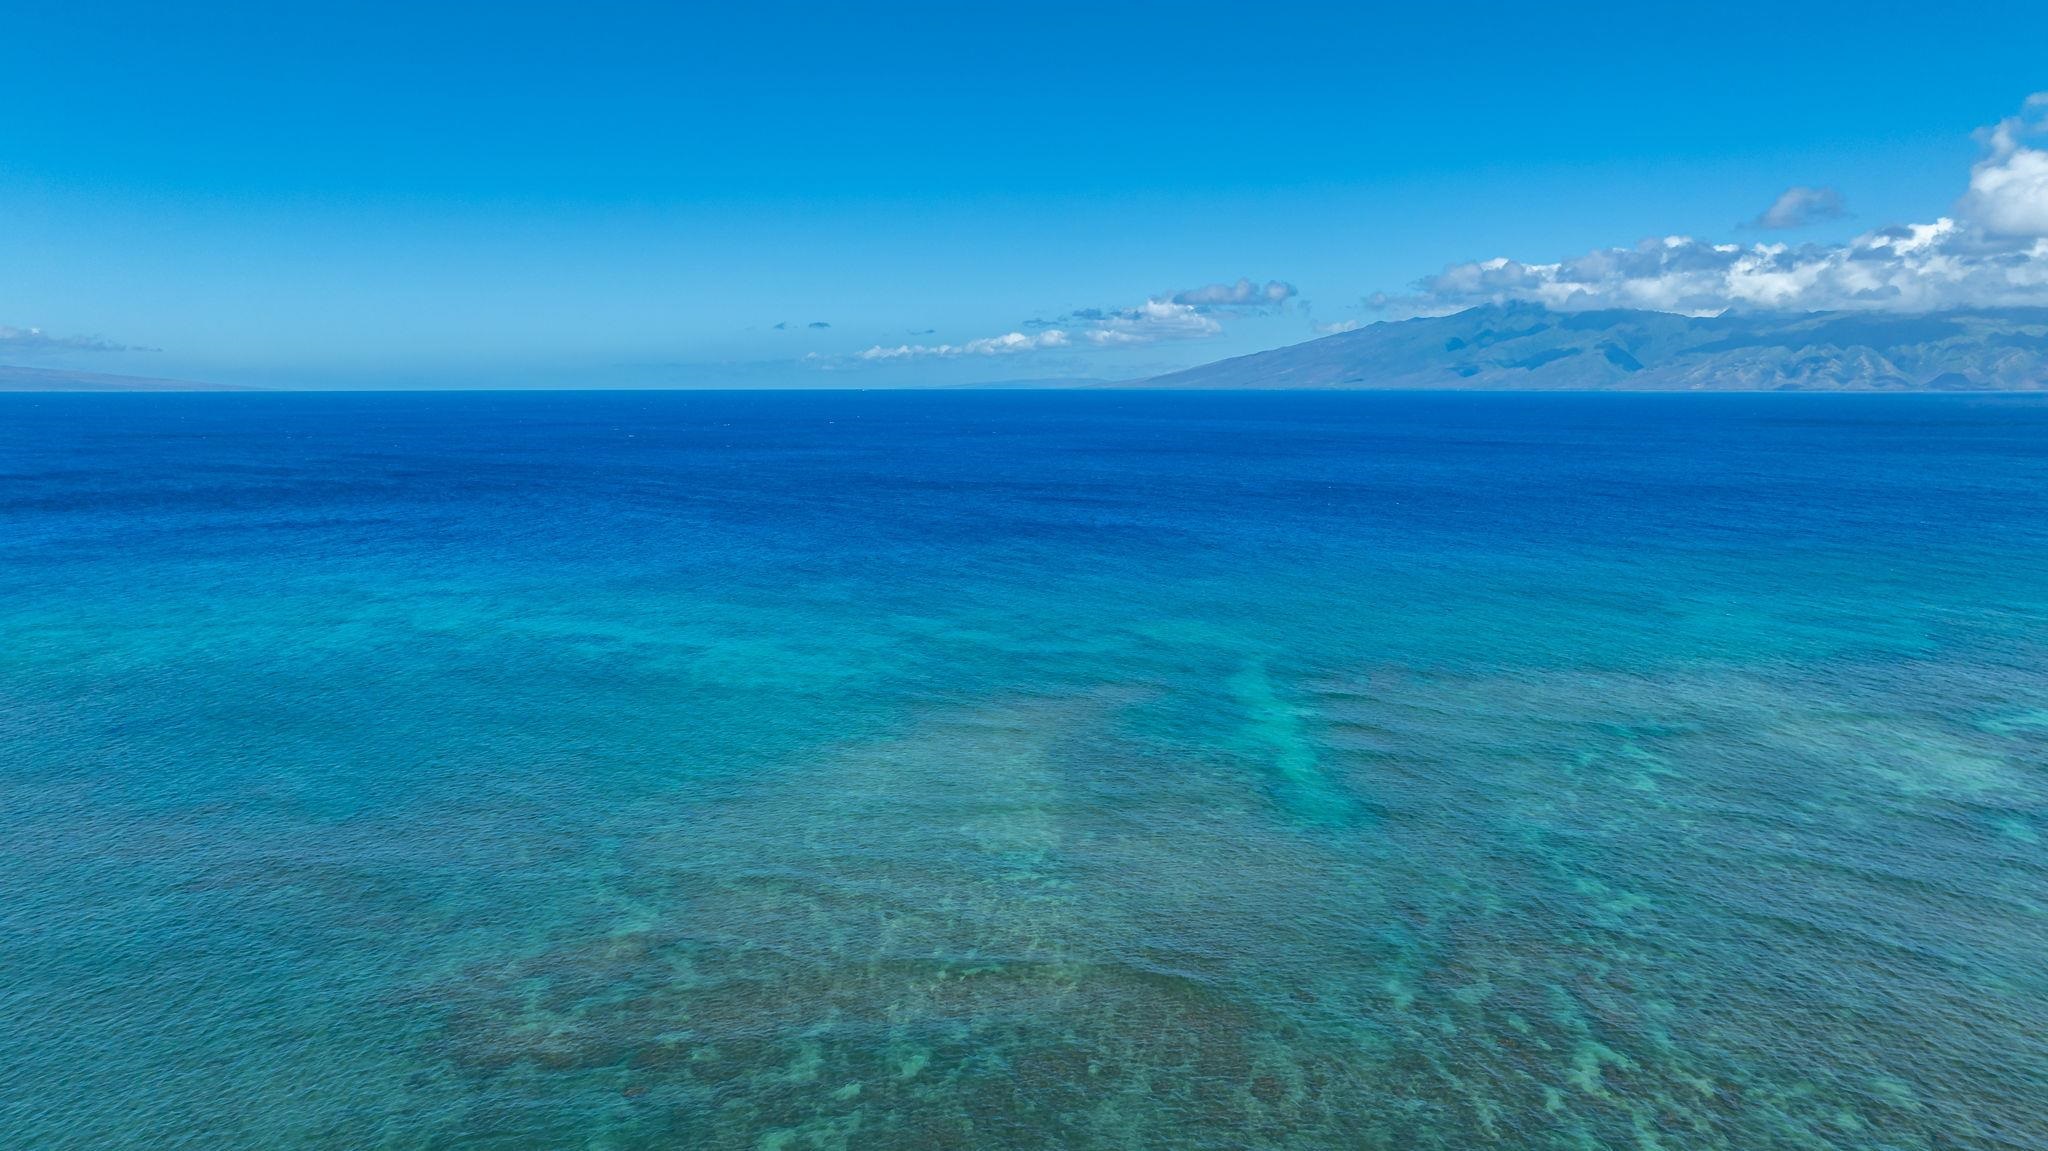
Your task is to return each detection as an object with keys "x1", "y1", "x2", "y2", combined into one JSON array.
[{"x1": 4, "y1": 1, "x2": 2047, "y2": 387}]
